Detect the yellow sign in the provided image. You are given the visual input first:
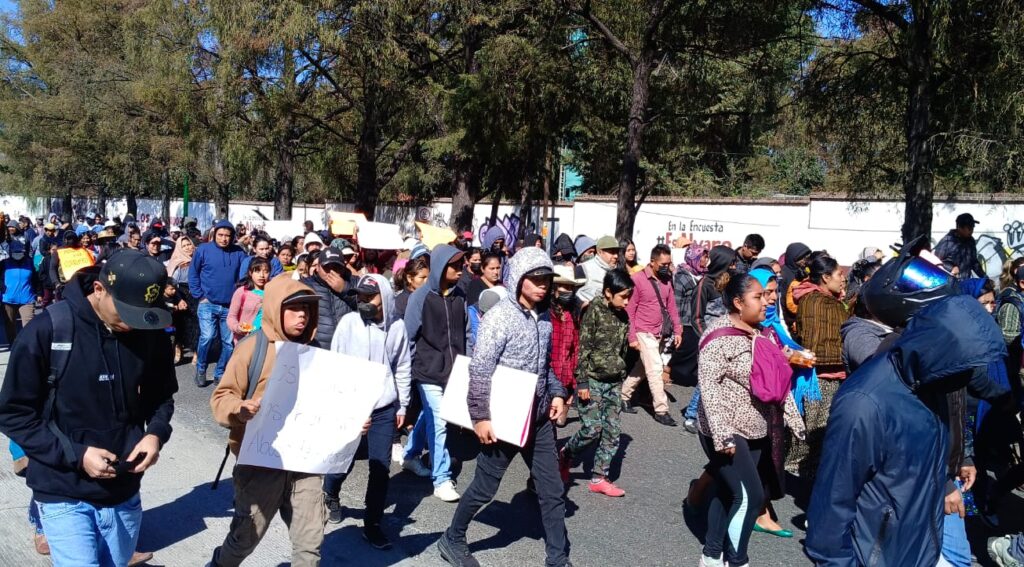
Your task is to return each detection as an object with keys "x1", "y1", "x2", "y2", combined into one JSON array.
[
  {"x1": 415, "y1": 222, "x2": 457, "y2": 250},
  {"x1": 56, "y1": 247, "x2": 96, "y2": 281},
  {"x1": 328, "y1": 211, "x2": 366, "y2": 237}
]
